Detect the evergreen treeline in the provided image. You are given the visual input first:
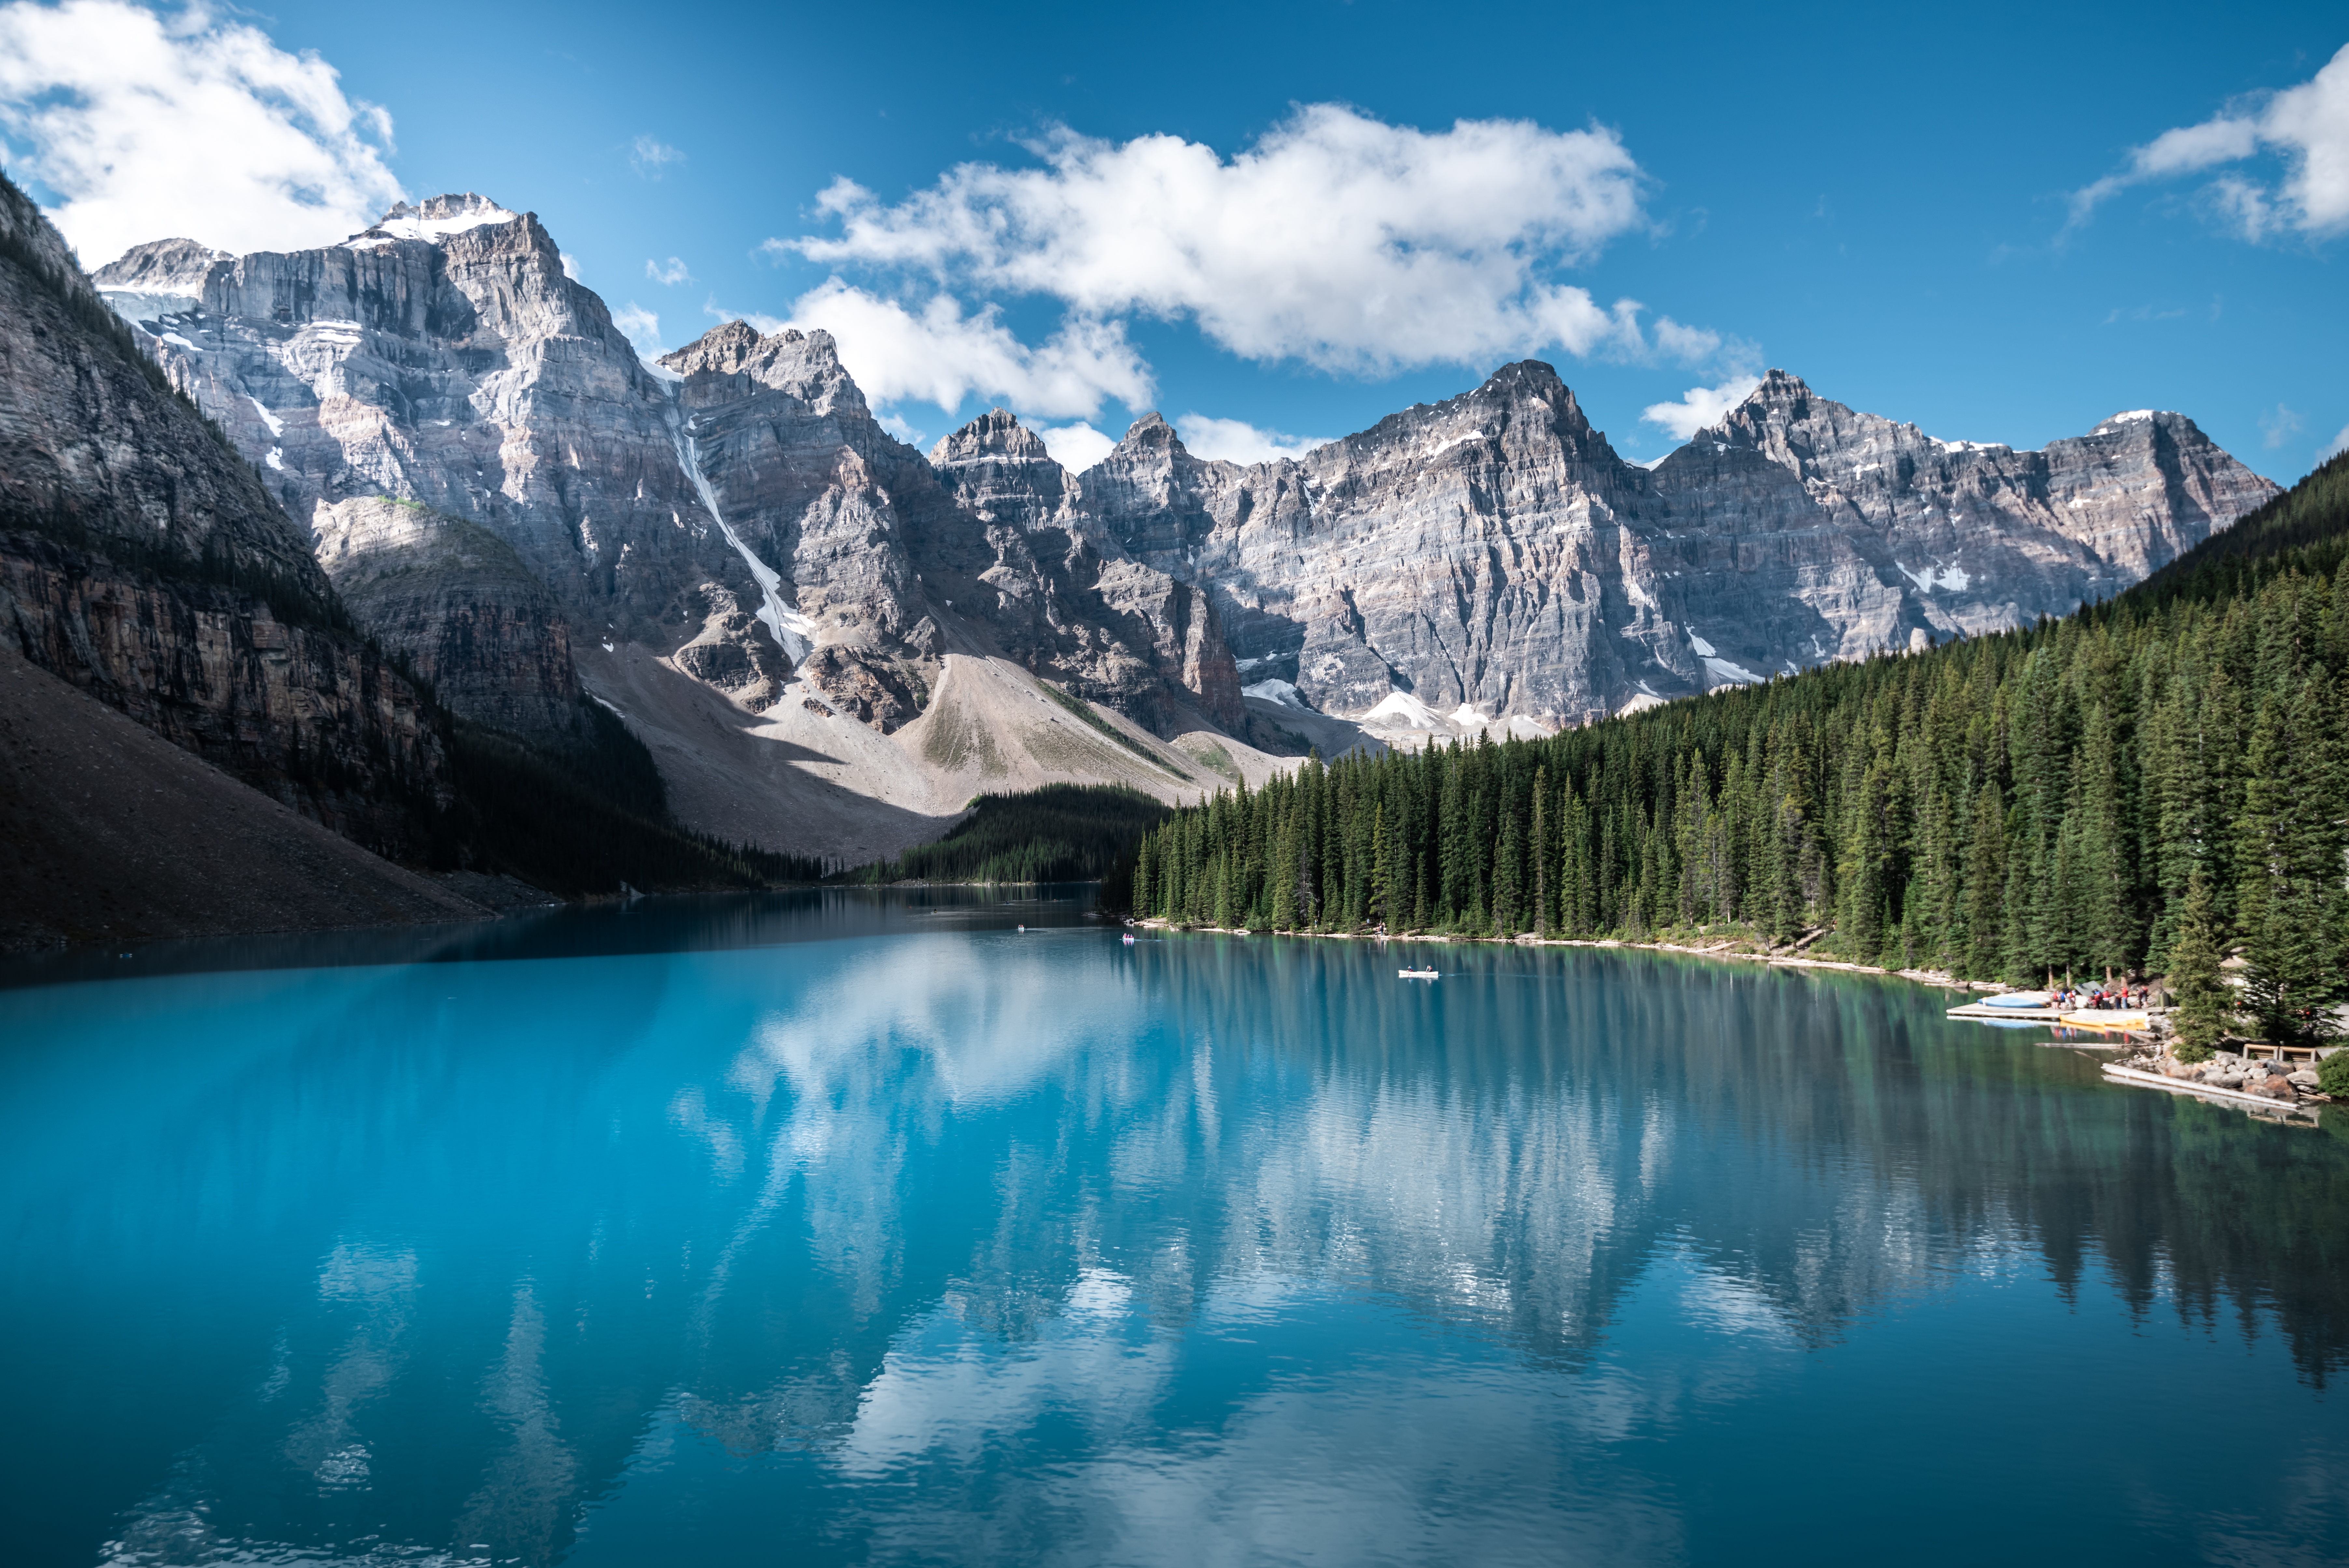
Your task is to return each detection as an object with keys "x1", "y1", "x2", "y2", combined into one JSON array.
[
  {"x1": 842, "y1": 784, "x2": 1169, "y2": 885},
  {"x1": 1133, "y1": 451, "x2": 2349, "y2": 1045}
]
